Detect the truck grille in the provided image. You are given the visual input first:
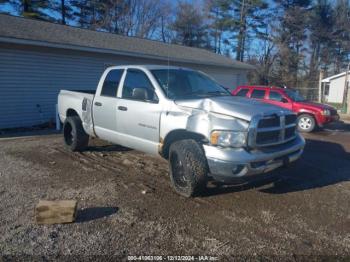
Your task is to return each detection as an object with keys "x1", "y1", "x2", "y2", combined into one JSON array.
[{"x1": 248, "y1": 113, "x2": 297, "y2": 148}]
